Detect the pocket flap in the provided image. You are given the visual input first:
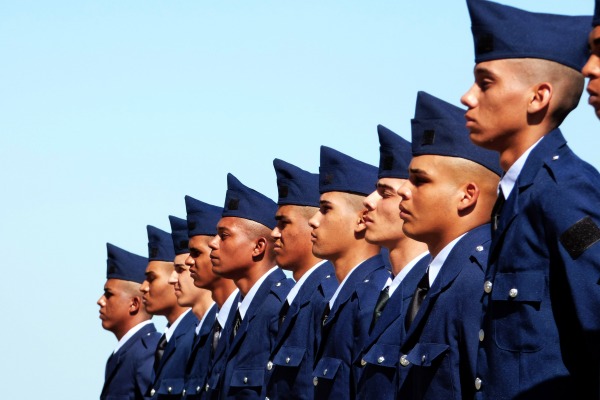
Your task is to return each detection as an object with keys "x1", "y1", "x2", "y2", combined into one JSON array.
[
  {"x1": 313, "y1": 357, "x2": 342, "y2": 380},
  {"x1": 405, "y1": 342, "x2": 449, "y2": 366},
  {"x1": 361, "y1": 343, "x2": 400, "y2": 368},
  {"x1": 230, "y1": 368, "x2": 264, "y2": 388},
  {"x1": 273, "y1": 346, "x2": 306, "y2": 367},
  {"x1": 491, "y1": 272, "x2": 544, "y2": 302}
]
